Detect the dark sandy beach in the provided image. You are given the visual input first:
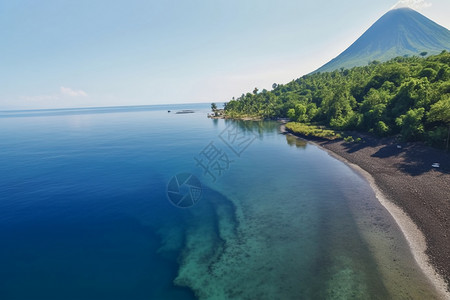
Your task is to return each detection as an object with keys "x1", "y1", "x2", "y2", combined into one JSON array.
[{"x1": 281, "y1": 125, "x2": 450, "y2": 294}]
